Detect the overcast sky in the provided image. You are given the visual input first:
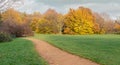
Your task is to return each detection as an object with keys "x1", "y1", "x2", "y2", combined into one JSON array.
[{"x1": 15, "y1": 0, "x2": 120, "y2": 19}]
